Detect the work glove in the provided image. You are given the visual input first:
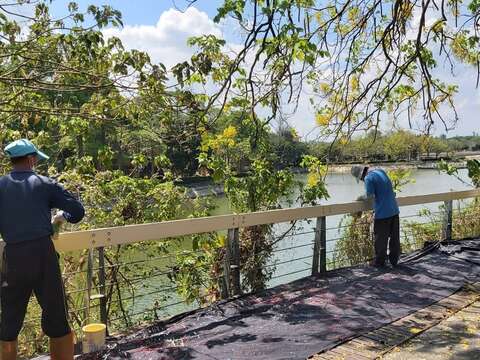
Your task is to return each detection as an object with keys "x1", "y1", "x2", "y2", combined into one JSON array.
[
  {"x1": 352, "y1": 195, "x2": 368, "y2": 218},
  {"x1": 51, "y1": 211, "x2": 67, "y2": 239},
  {"x1": 356, "y1": 194, "x2": 368, "y2": 202},
  {"x1": 52, "y1": 210, "x2": 67, "y2": 225}
]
